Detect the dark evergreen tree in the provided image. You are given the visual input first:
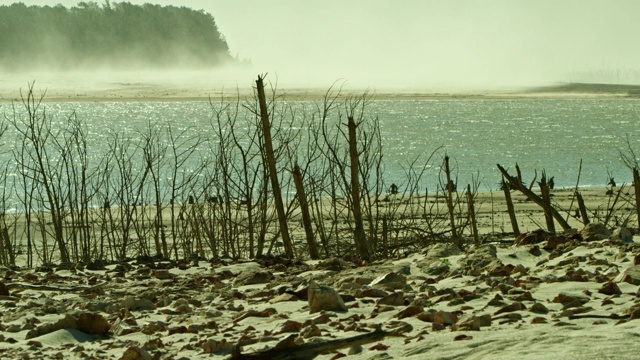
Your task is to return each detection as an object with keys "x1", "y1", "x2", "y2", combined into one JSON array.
[{"x1": 0, "y1": 1, "x2": 234, "y2": 70}]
